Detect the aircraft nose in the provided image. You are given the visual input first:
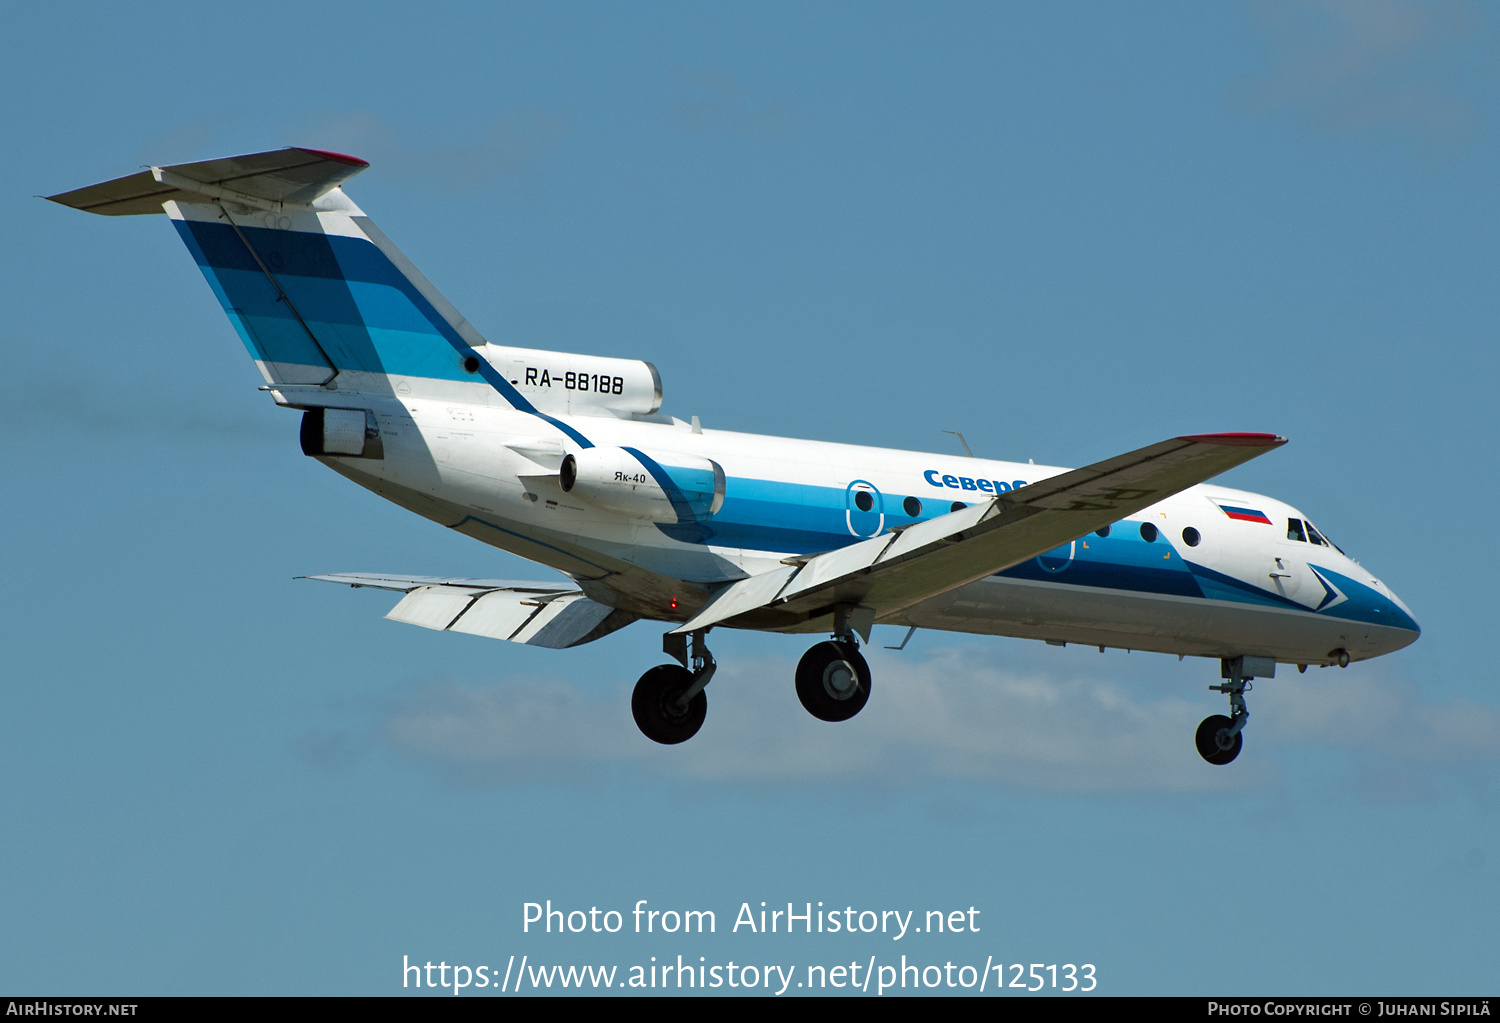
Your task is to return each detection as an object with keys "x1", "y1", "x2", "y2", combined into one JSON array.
[
  {"x1": 1372, "y1": 582, "x2": 1420, "y2": 654},
  {"x1": 1318, "y1": 560, "x2": 1420, "y2": 659},
  {"x1": 1388, "y1": 588, "x2": 1419, "y2": 635}
]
